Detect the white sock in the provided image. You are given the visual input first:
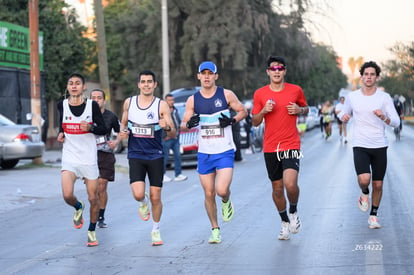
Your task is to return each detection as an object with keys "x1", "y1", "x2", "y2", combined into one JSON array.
[
  {"x1": 152, "y1": 222, "x2": 160, "y2": 232},
  {"x1": 139, "y1": 196, "x2": 148, "y2": 206}
]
